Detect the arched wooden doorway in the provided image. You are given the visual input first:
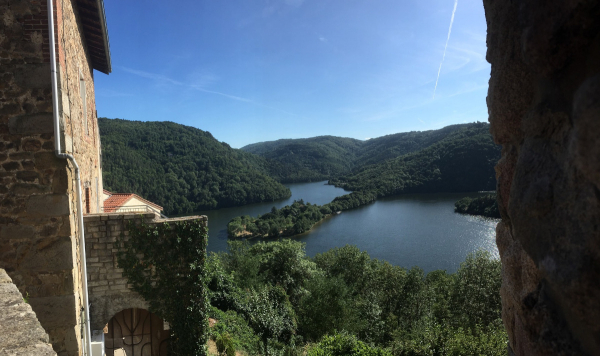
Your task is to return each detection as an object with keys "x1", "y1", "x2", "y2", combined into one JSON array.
[{"x1": 104, "y1": 308, "x2": 170, "y2": 356}]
